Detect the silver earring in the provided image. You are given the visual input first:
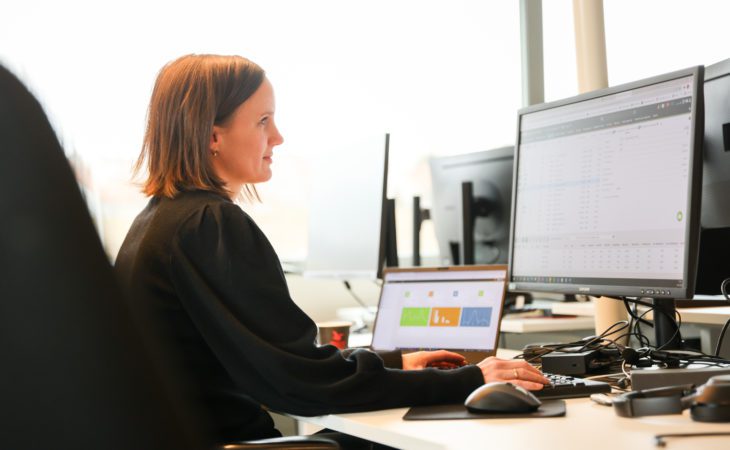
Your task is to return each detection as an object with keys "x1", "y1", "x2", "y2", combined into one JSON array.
[{"x1": 212, "y1": 150, "x2": 219, "y2": 157}]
